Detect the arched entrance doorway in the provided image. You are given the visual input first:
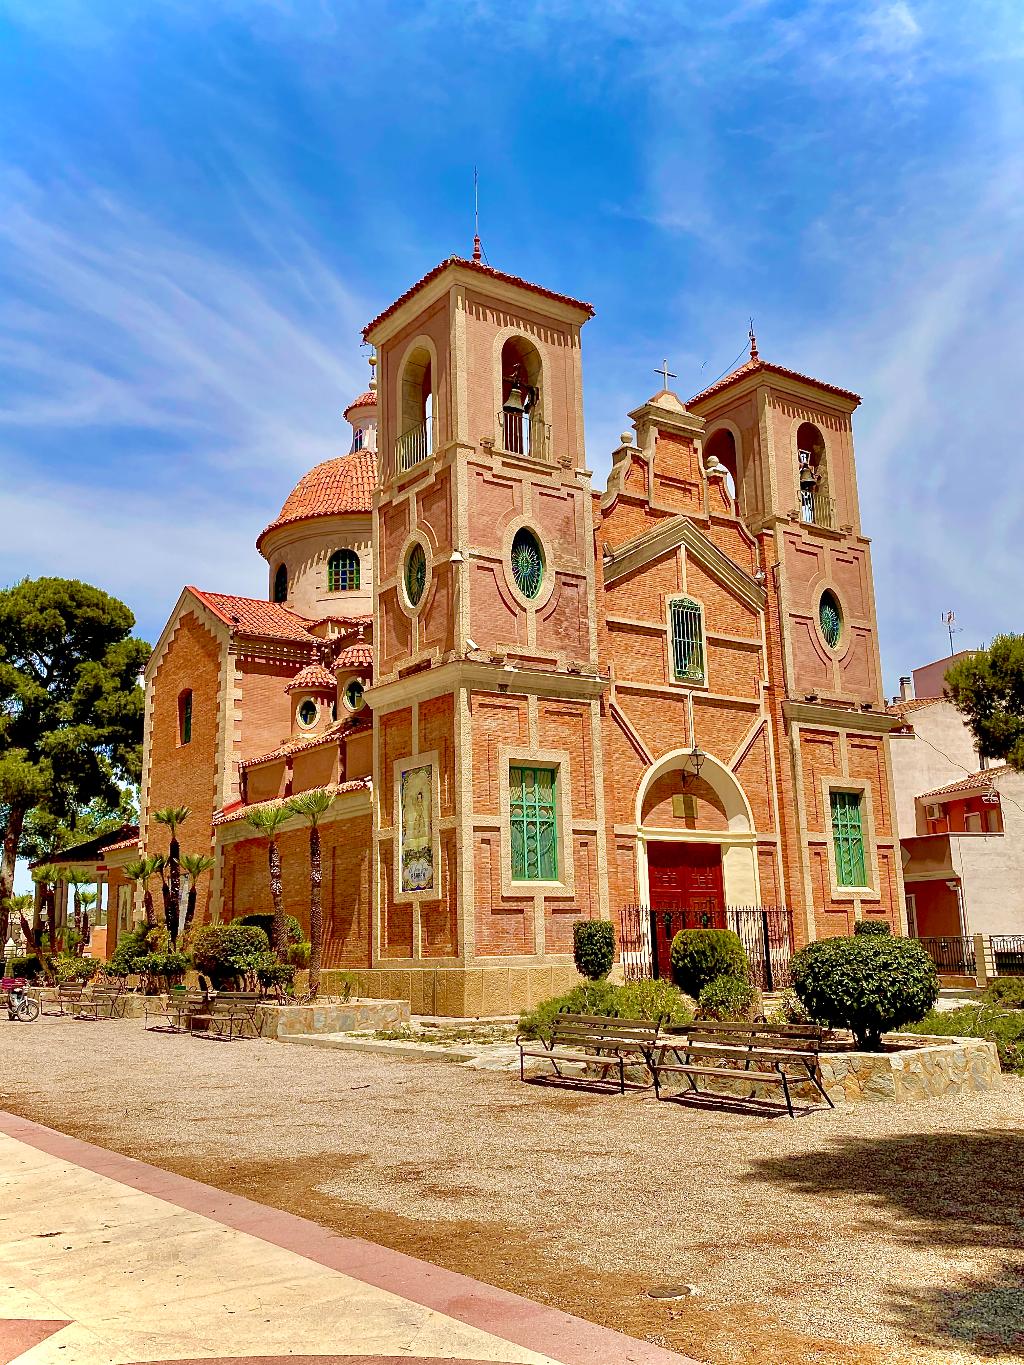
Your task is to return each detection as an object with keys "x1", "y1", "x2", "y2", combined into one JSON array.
[{"x1": 635, "y1": 750, "x2": 760, "y2": 977}]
